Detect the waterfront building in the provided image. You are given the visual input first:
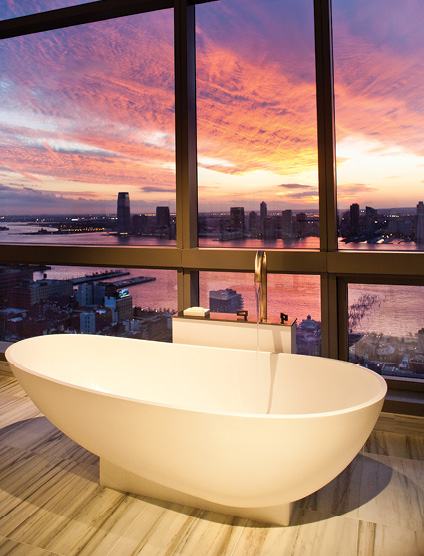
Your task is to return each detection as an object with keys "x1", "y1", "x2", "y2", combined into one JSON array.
[
  {"x1": 76, "y1": 282, "x2": 106, "y2": 307},
  {"x1": 260, "y1": 201, "x2": 267, "y2": 236},
  {"x1": 365, "y1": 206, "x2": 377, "y2": 235},
  {"x1": 9, "y1": 279, "x2": 73, "y2": 309},
  {"x1": 350, "y1": 203, "x2": 360, "y2": 235},
  {"x1": 263, "y1": 216, "x2": 277, "y2": 240},
  {"x1": 230, "y1": 207, "x2": 245, "y2": 235},
  {"x1": 260, "y1": 201, "x2": 267, "y2": 221},
  {"x1": 105, "y1": 286, "x2": 133, "y2": 323},
  {"x1": 209, "y1": 288, "x2": 244, "y2": 313},
  {"x1": 249, "y1": 210, "x2": 260, "y2": 237},
  {"x1": 156, "y1": 206, "x2": 170, "y2": 228},
  {"x1": 0, "y1": 265, "x2": 34, "y2": 308},
  {"x1": 132, "y1": 214, "x2": 148, "y2": 235},
  {"x1": 416, "y1": 201, "x2": 424, "y2": 242},
  {"x1": 281, "y1": 209, "x2": 293, "y2": 238},
  {"x1": 117, "y1": 192, "x2": 131, "y2": 235}
]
